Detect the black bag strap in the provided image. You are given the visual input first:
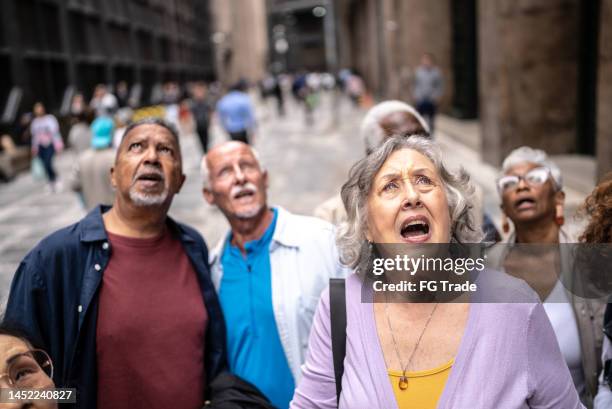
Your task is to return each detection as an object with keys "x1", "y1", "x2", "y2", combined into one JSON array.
[{"x1": 329, "y1": 278, "x2": 347, "y2": 406}]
